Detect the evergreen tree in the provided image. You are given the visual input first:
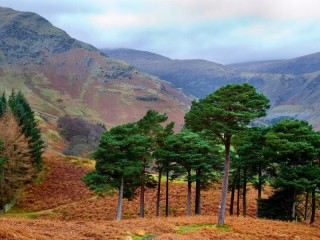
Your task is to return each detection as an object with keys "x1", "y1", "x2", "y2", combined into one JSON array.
[
  {"x1": 160, "y1": 130, "x2": 218, "y2": 216},
  {"x1": 233, "y1": 126, "x2": 270, "y2": 217},
  {"x1": 264, "y1": 119, "x2": 320, "y2": 221},
  {"x1": 136, "y1": 109, "x2": 171, "y2": 218},
  {"x1": 0, "y1": 92, "x2": 6, "y2": 117},
  {"x1": 8, "y1": 90, "x2": 44, "y2": 168},
  {"x1": 152, "y1": 122, "x2": 175, "y2": 217},
  {"x1": 185, "y1": 83, "x2": 270, "y2": 225},
  {"x1": 91, "y1": 123, "x2": 150, "y2": 220}
]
